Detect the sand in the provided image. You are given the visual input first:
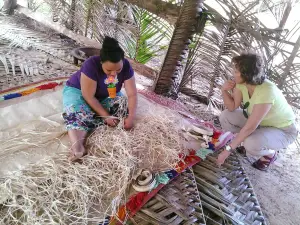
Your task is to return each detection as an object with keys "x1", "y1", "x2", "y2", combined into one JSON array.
[{"x1": 241, "y1": 143, "x2": 300, "y2": 225}]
